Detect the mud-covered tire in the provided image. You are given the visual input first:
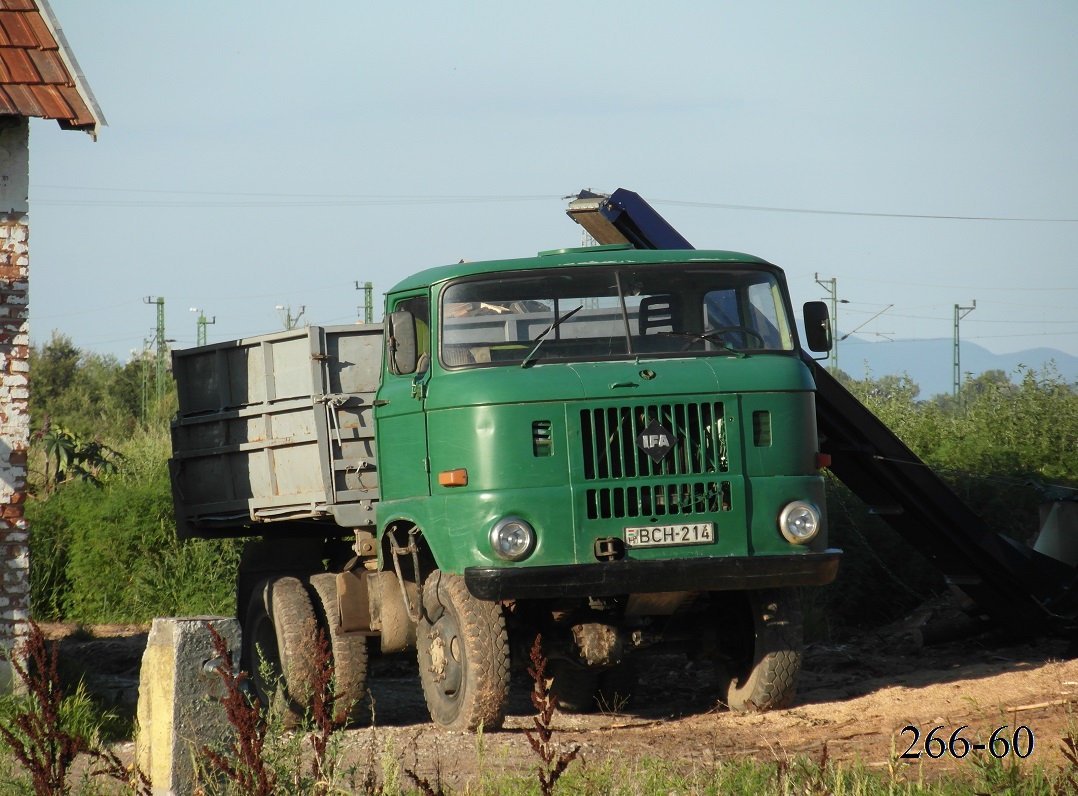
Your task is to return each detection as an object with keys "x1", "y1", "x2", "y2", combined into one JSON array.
[
  {"x1": 717, "y1": 588, "x2": 803, "y2": 712},
  {"x1": 241, "y1": 576, "x2": 319, "y2": 727},
  {"x1": 417, "y1": 571, "x2": 509, "y2": 730},
  {"x1": 548, "y1": 660, "x2": 599, "y2": 713},
  {"x1": 309, "y1": 573, "x2": 369, "y2": 726}
]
